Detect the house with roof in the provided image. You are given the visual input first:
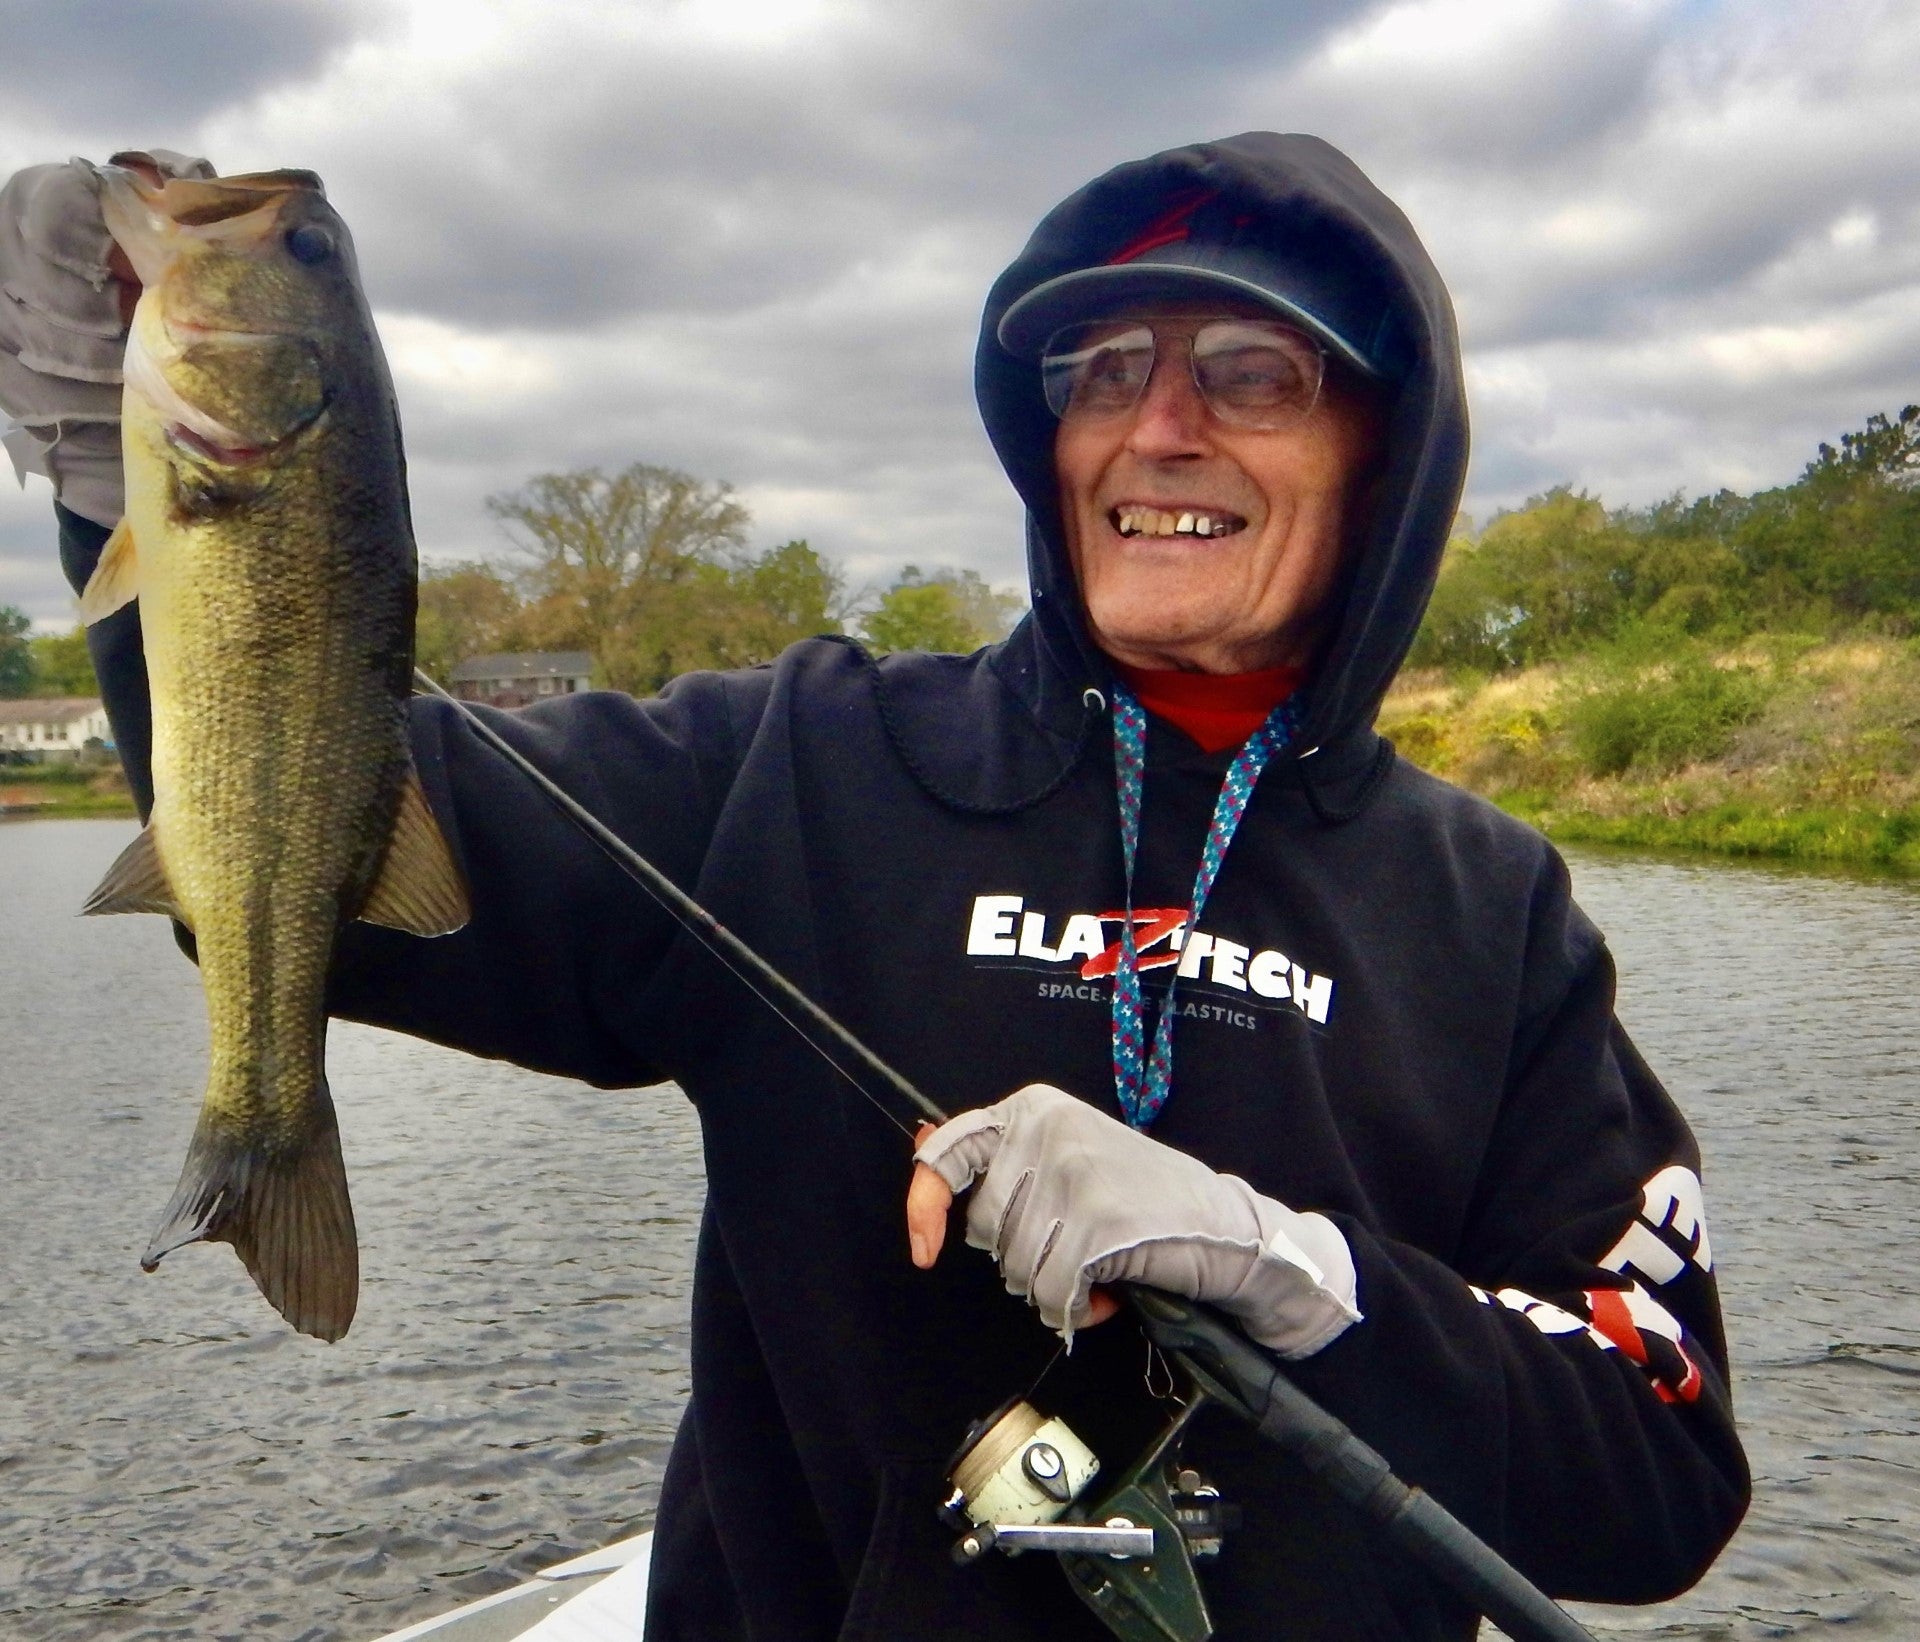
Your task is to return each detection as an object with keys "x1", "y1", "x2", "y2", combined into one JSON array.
[
  {"x1": 0, "y1": 697, "x2": 111, "y2": 763},
  {"x1": 448, "y1": 651, "x2": 594, "y2": 709}
]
